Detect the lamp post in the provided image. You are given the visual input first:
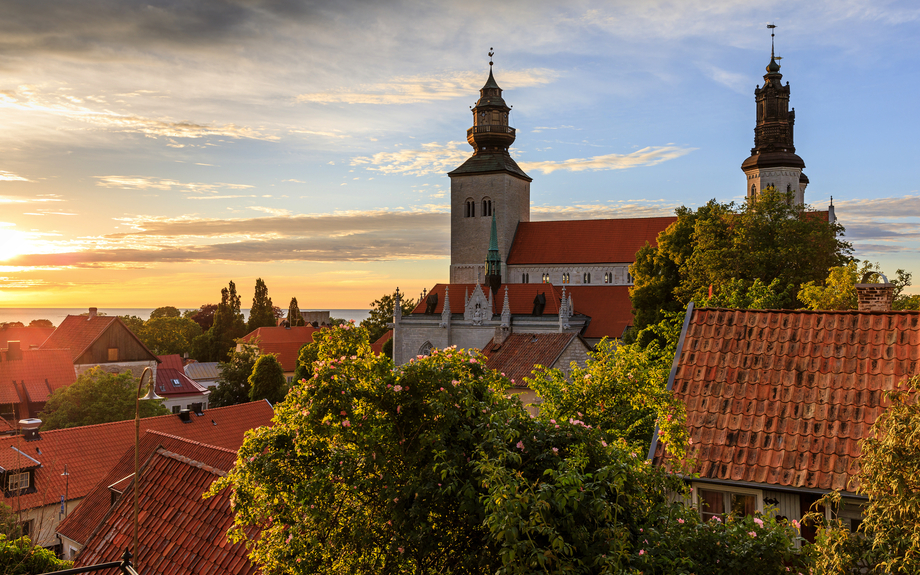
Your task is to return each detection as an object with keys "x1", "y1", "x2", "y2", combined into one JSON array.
[{"x1": 134, "y1": 367, "x2": 163, "y2": 573}]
